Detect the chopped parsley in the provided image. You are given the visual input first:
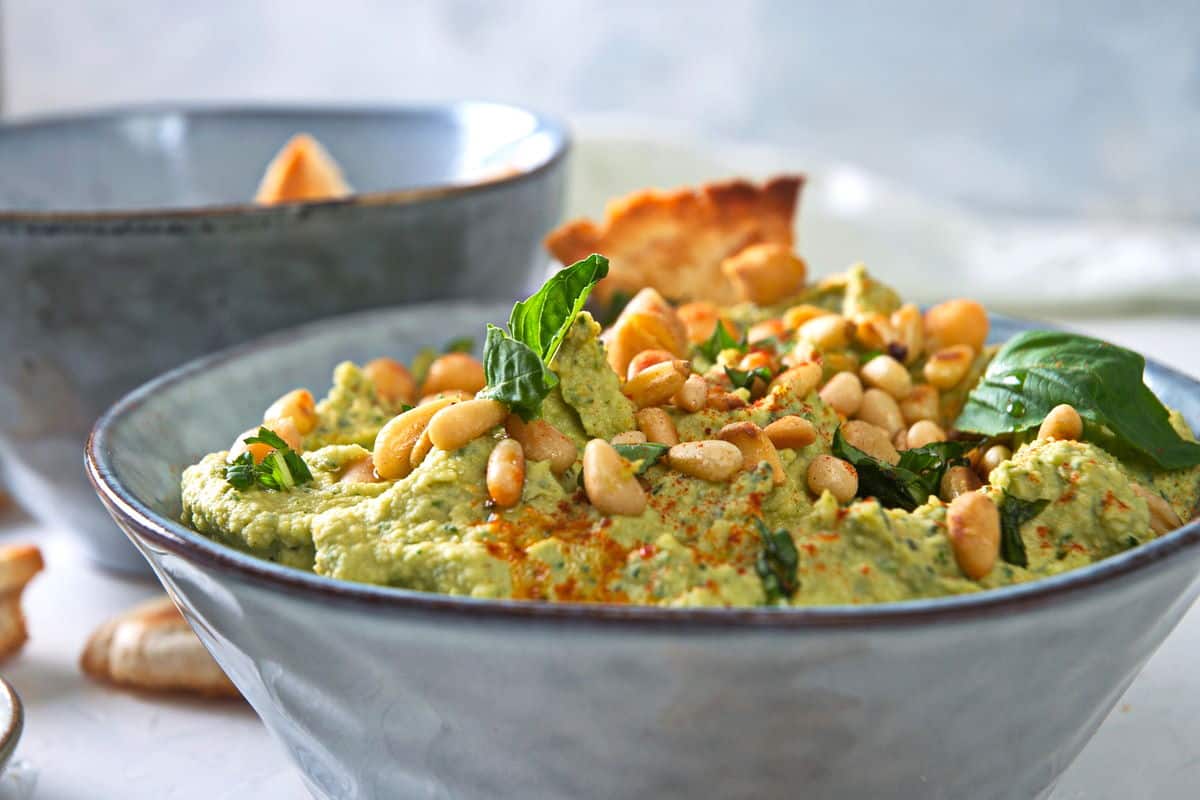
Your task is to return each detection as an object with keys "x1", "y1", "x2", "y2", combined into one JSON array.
[{"x1": 225, "y1": 427, "x2": 313, "y2": 491}]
